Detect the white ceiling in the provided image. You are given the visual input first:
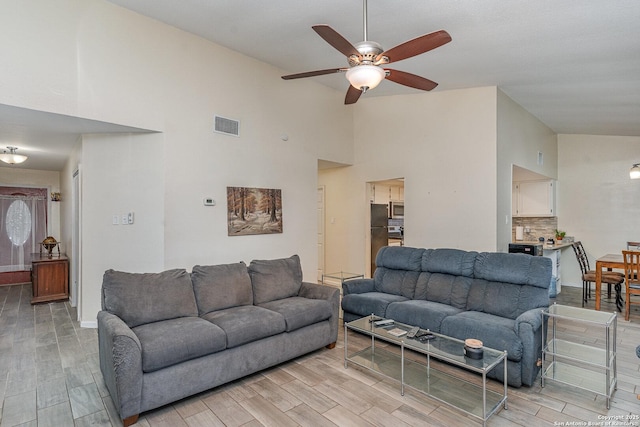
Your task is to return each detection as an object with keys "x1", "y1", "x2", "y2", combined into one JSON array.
[
  {"x1": 0, "y1": 104, "x2": 152, "y2": 171},
  {"x1": 2, "y1": 0, "x2": 639, "y2": 172},
  {"x1": 104, "y1": 0, "x2": 640, "y2": 136}
]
